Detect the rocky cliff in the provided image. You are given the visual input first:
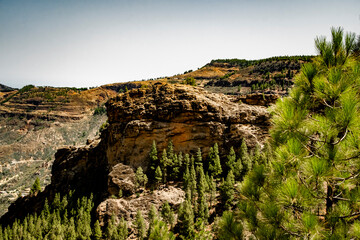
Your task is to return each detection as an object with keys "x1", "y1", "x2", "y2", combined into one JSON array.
[{"x1": 0, "y1": 83, "x2": 270, "y2": 226}]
